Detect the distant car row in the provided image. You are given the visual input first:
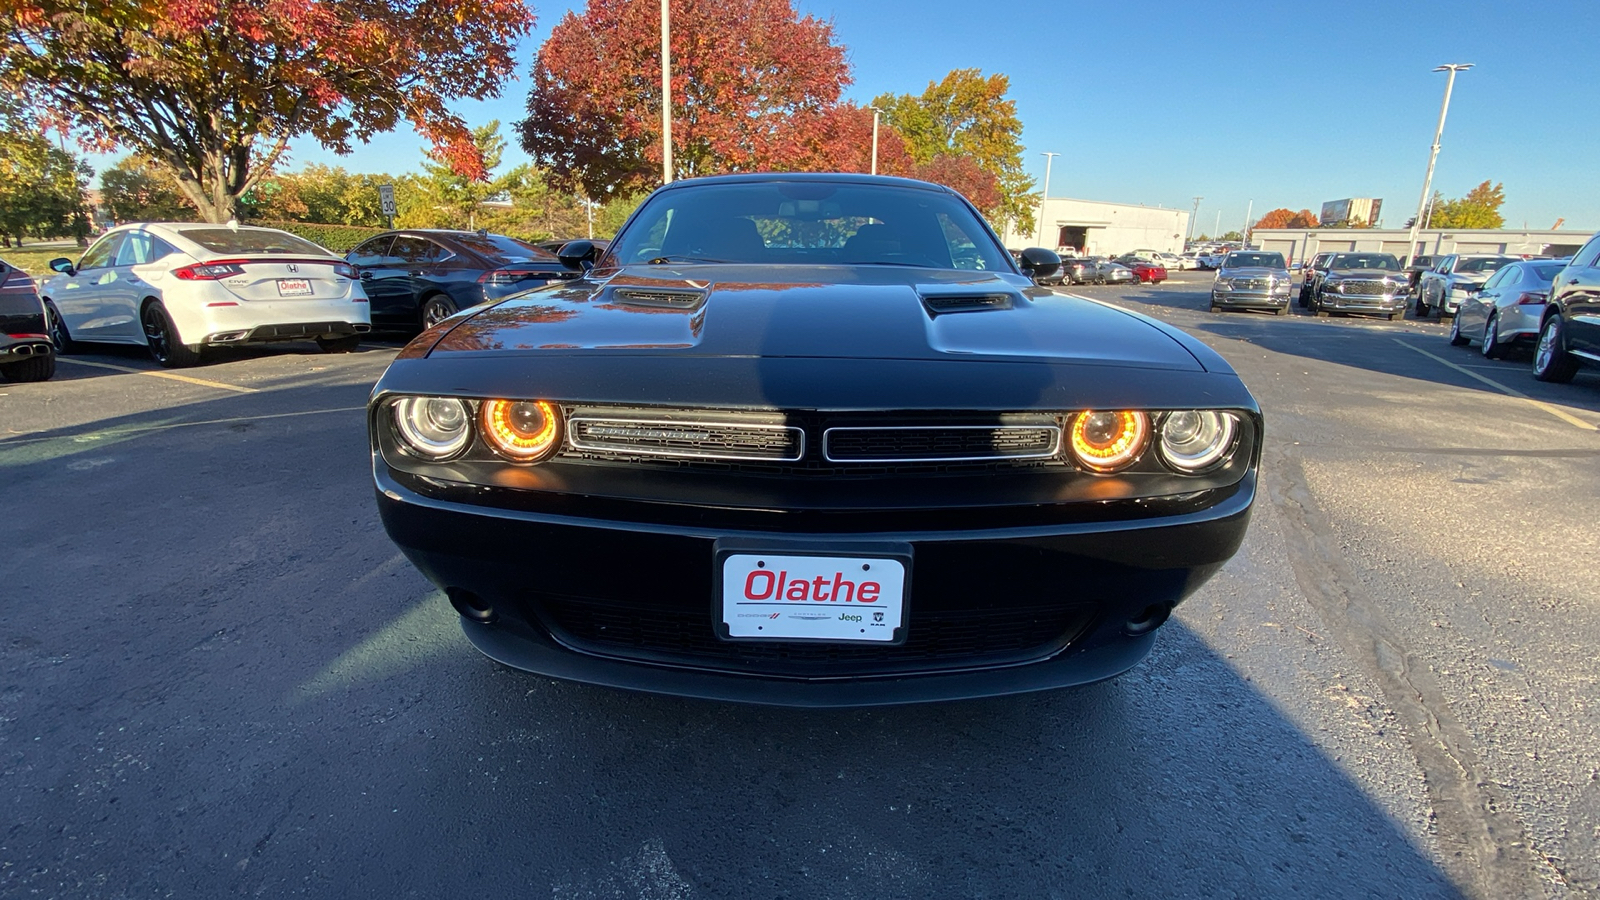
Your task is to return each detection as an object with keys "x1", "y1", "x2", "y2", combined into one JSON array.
[
  {"x1": 0, "y1": 223, "x2": 599, "y2": 377},
  {"x1": 1032, "y1": 253, "x2": 1169, "y2": 286}
]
